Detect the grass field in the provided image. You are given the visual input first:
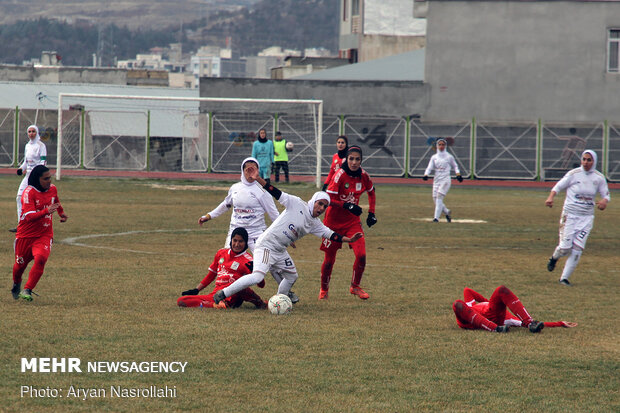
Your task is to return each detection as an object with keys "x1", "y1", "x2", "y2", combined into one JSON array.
[{"x1": 1, "y1": 175, "x2": 618, "y2": 412}]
